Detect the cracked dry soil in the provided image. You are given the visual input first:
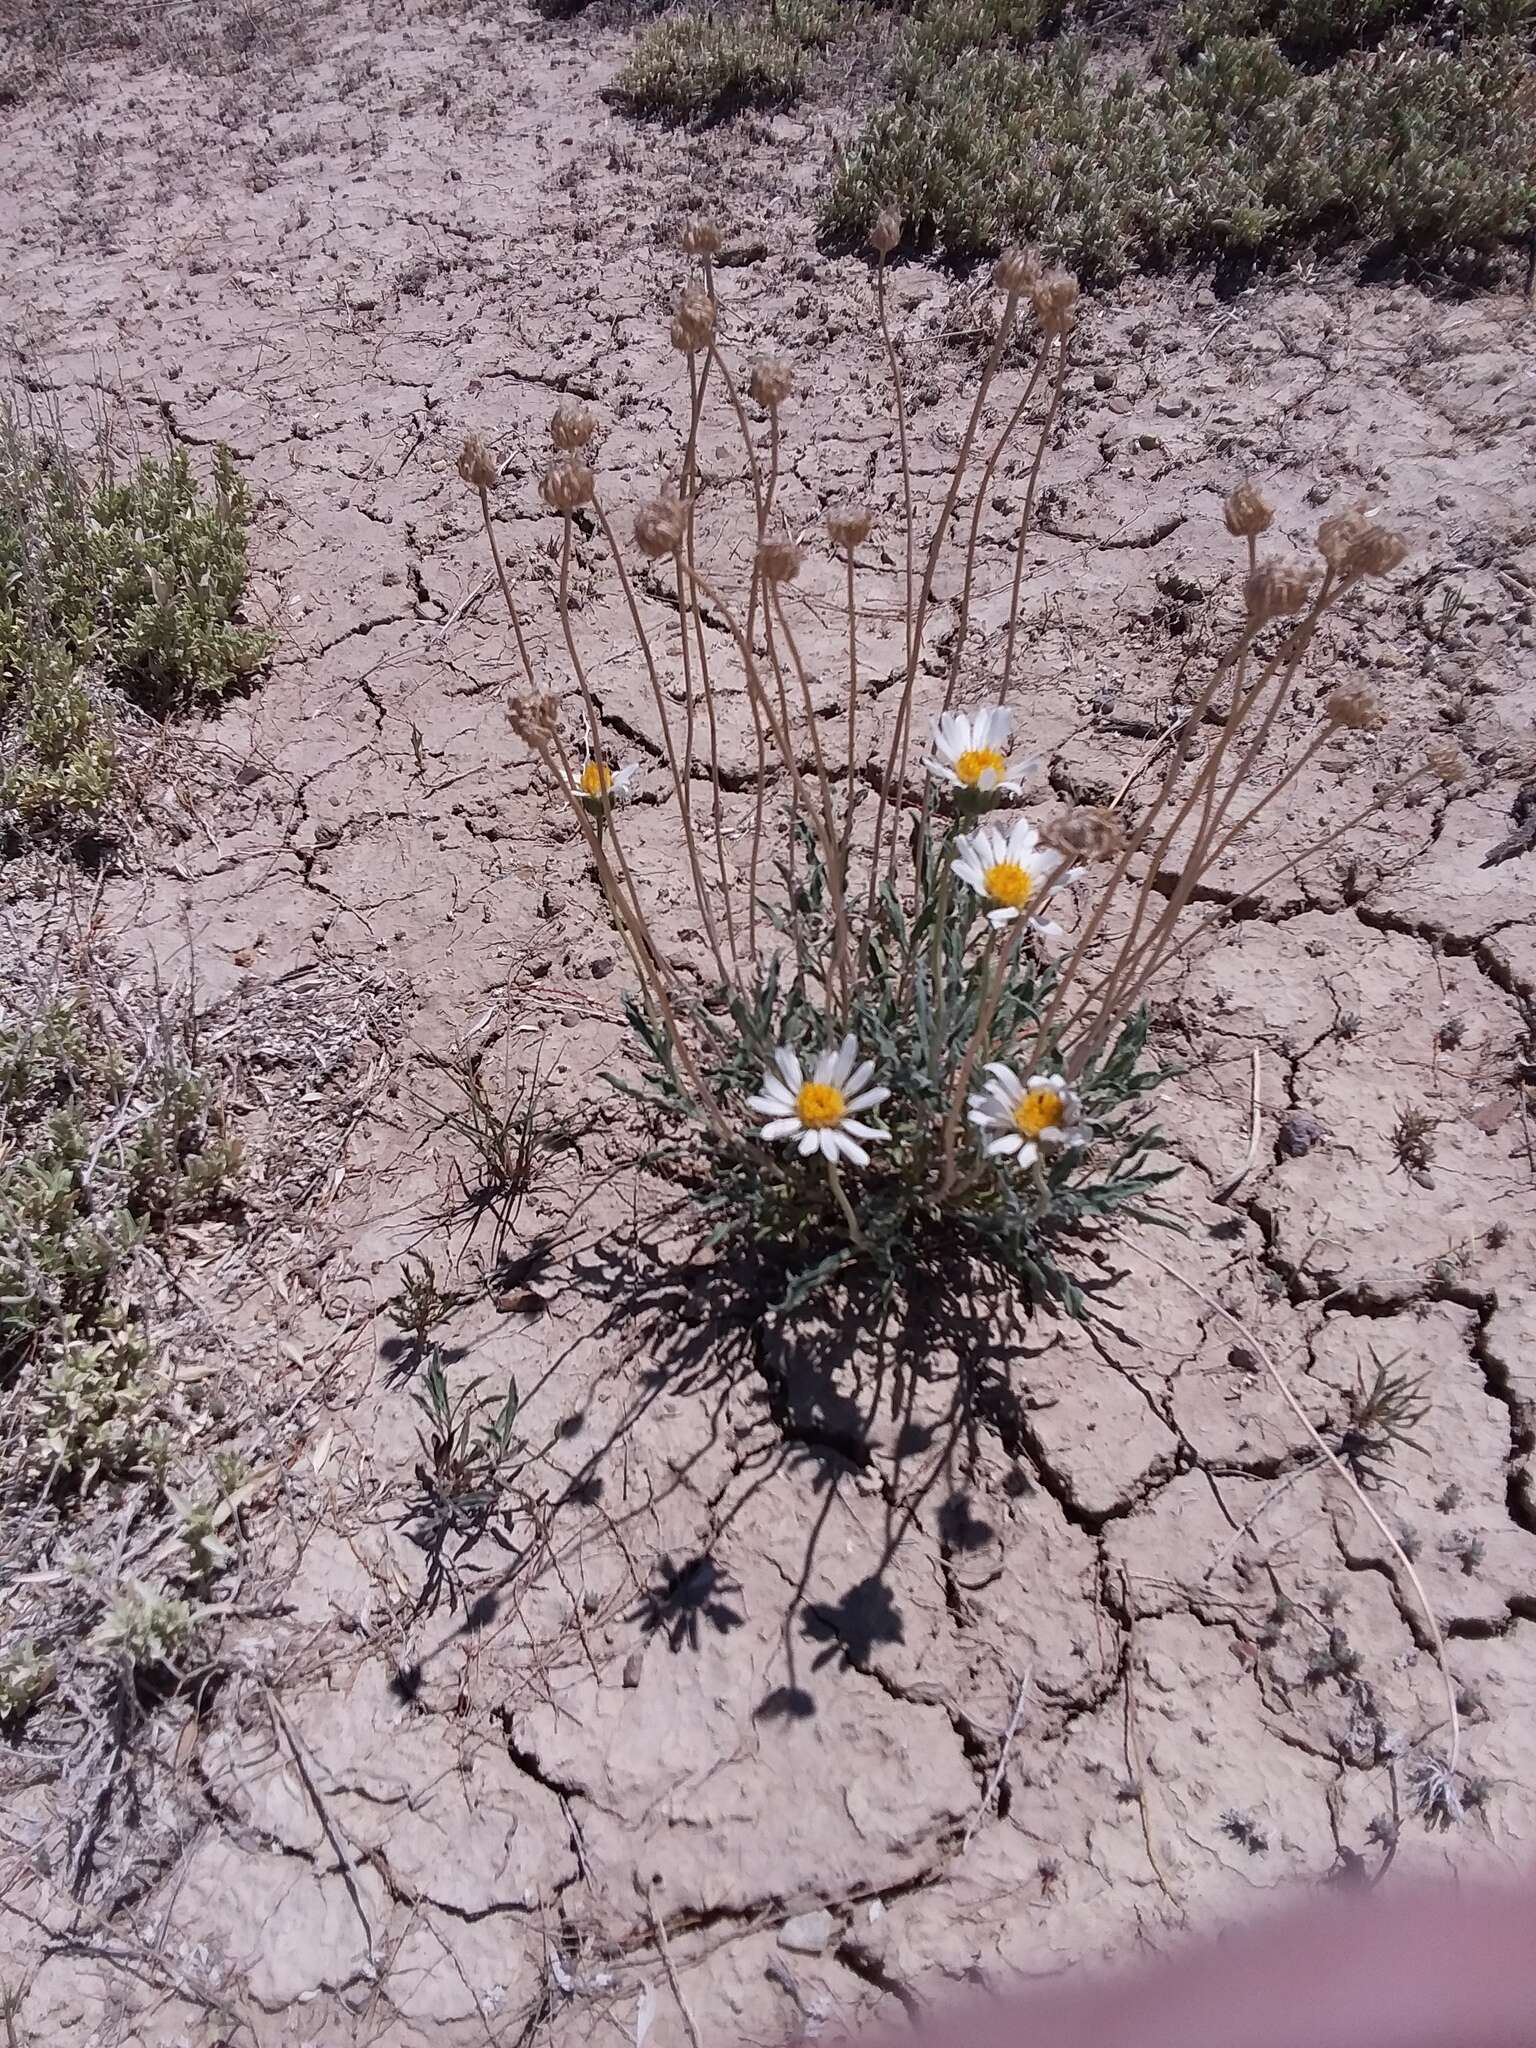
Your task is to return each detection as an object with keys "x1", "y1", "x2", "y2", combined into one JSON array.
[{"x1": 3, "y1": 3, "x2": 1536, "y2": 2043}]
